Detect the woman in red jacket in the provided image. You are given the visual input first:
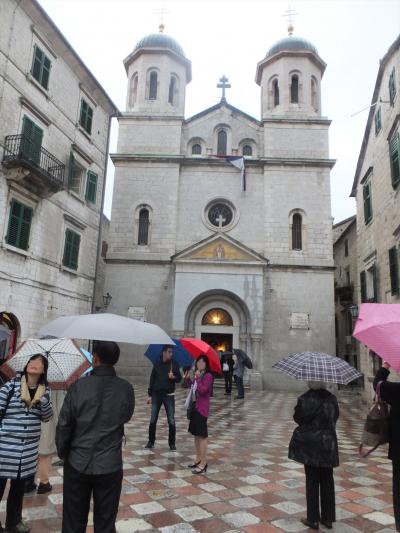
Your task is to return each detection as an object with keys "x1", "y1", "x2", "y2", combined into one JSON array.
[{"x1": 184, "y1": 355, "x2": 213, "y2": 475}]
